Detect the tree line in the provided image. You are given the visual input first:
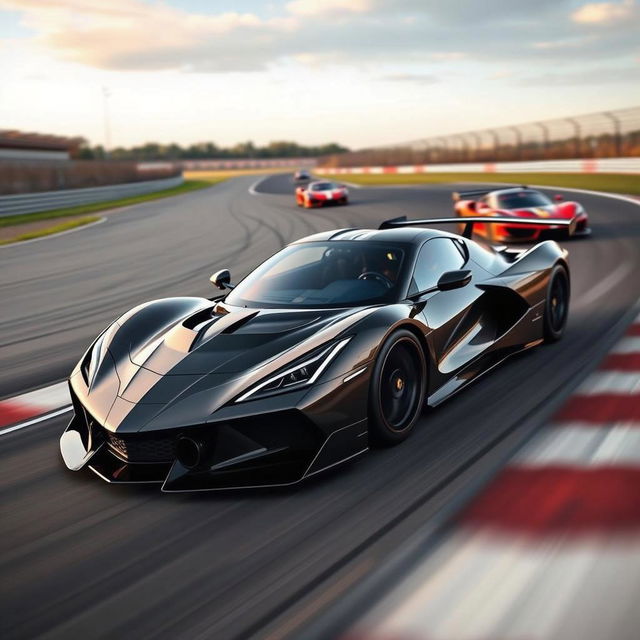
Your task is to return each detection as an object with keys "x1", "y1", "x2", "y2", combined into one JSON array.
[{"x1": 77, "y1": 140, "x2": 348, "y2": 160}]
